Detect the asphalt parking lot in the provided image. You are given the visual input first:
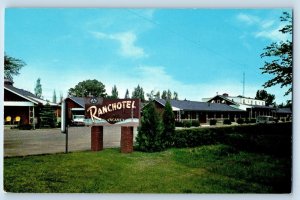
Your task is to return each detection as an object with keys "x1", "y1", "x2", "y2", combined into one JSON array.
[{"x1": 4, "y1": 124, "x2": 138, "y2": 157}]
